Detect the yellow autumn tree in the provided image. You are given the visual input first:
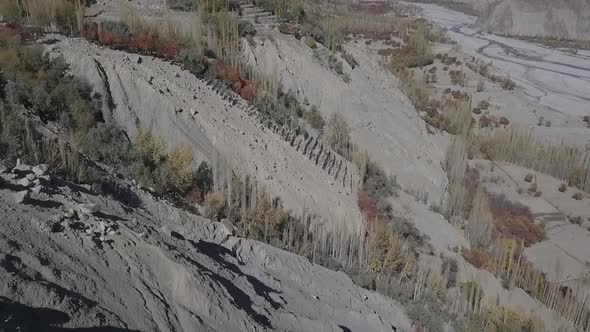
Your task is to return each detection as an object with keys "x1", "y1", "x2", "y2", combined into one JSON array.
[
  {"x1": 204, "y1": 191, "x2": 226, "y2": 221},
  {"x1": 243, "y1": 190, "x2": 287, "y2": 242},
  {"x1": 163, "y1": 144, "x2": 193, "y2": 191},
  {"x1": 367, "y1": 219, "x2": 390, "y2": 273},
  {"x1": 136, "y1": 129, "x2": 166, "y2": 165}
]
